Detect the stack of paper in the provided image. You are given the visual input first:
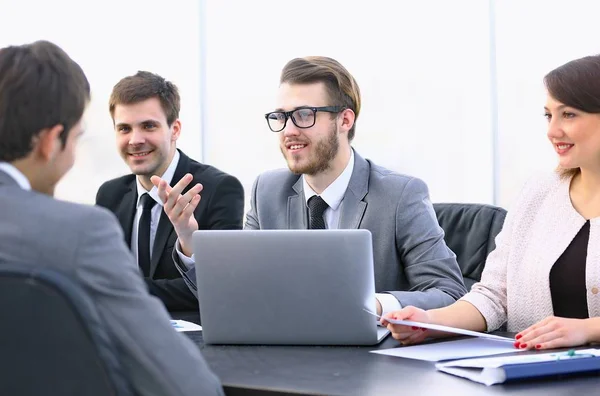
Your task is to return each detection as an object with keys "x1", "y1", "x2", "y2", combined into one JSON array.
[
  {"x1": 371, "y1": 338, "x2": 522, "y2": 362},
  {"x1": 170, "y1": 320, "x2": 202, "y2": 332},
  {"x1": 436, "y1": 348, "x2": 600, "y2": 385},
  {"x1": 368, "y1": 314, "x2": 600, "y2": 385}
]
